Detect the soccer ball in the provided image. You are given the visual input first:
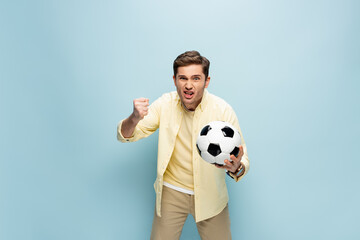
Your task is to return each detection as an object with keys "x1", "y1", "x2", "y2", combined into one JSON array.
[{"x1": 196, "y1": 121, "x2": 241, "y2": 166}]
